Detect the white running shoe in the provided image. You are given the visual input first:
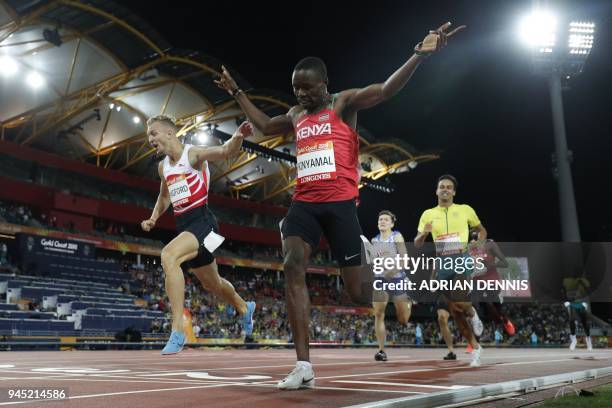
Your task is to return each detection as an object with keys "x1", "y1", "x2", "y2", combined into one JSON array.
[
  {"x1": 277, "y1": 364, "x2": 315, "y2": 390},
  {"x1": 586, "y1": 336, "x2": 593, "y2": 351},
  {"x1": 569, "y1": 334, "x2": 577, "y2": 351},
  {"x1": 470, "y1": 345, "x2": 482, "y2": 367},
  {"x1": 470, "y1": 308, "x2": 484, "y2": 337}
]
